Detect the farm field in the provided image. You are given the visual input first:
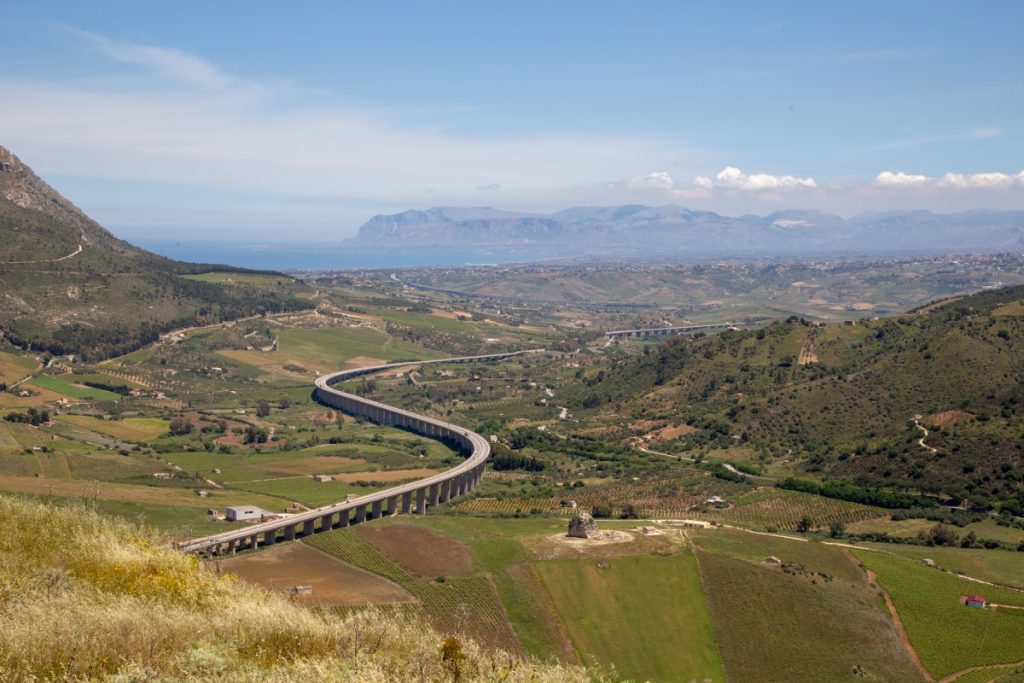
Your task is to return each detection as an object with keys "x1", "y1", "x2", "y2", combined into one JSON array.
[
  {"x1": 182, "y1": 272, "x2": 291, "y2": 285},
  {"x1": 0, "y1": 473, "x2": 288, "y2": 511},
  {"x1": 220, "y1": 542, "x2": 415, "y2": 606},
  {"x1": 303, "y1": 527, "x2": 520, "y2": 650},
  {"x1": 535, "y1": 553, "x2": 725, "y2": 683},
  {"x1": 355, "y1": 523, "x2": 473, "y2": 577},
  {"x1": 55, "y1": 415, "x2": 169, "y2": 442},
  {"x1": 218, "y1": 326, "x2": 445, "y2": 375},
  {"x1": 0, "y1": 349, "x2": 38, "y2": 385},
  {"x1": 857, "y1": 542, "x2": 1024, "y2": 590},
  {"x1": 853, "y1": 549, "x2": 1024, "y2": 679},
  {"x1": 227, "y1": 476, "x2": 380, "y2": 507},
  {"x1": 697, "y1": 548, "x2": 925, "y2": 682},
  {"x1": 700, "y1": 487, "x2": 885, "y2": 531},
  {"x1": 28, "y1": 374, "x2": 124, "y2": 401},
  {"x1": 847, "y1": 516, "x2": 1024, "y2": 547}
]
